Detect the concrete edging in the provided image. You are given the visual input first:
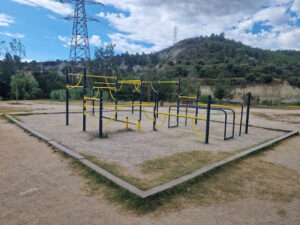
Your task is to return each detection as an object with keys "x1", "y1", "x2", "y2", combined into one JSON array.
[{"x1": 6, "y1": 114, "x2": 299, "y2": 199}]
